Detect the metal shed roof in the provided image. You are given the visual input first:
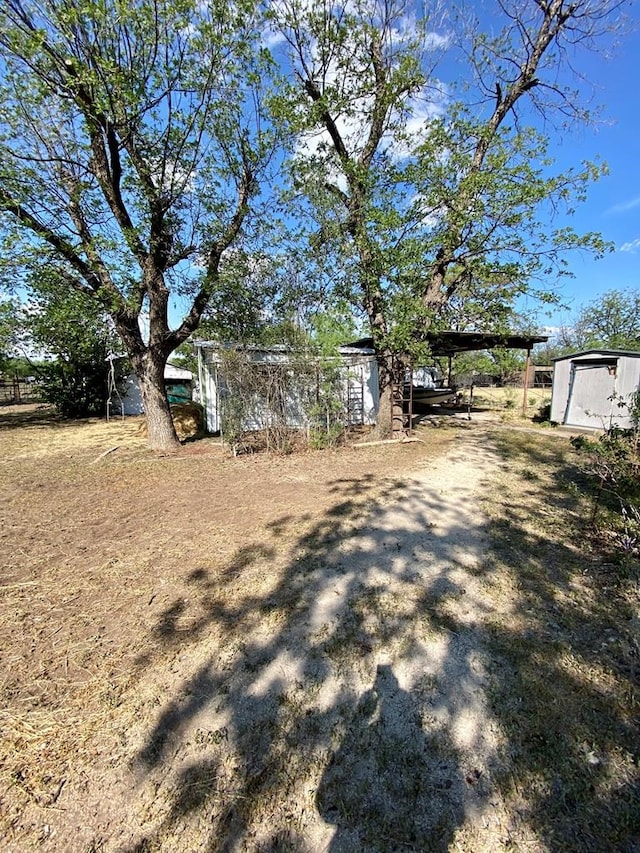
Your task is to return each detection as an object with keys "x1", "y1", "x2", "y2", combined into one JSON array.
[
  {"x1": 551, "y1": 349, "x2": 640, "y2": 362},
  {"x1": 165, "y1": 363, "x2": 193, "y2": 380}
]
